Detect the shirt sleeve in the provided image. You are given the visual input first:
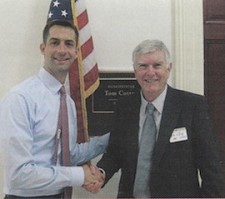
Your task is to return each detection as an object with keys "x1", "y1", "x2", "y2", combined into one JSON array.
[
  {"x1": 0, "y1": 92, "x2": 85, "y2": 196},
  {"x1": 69, "y1": 166, "x2": 84, "y2": 186},
  {"x1": 71, "y1": 133, "x2": 110, "y2": 165}
]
